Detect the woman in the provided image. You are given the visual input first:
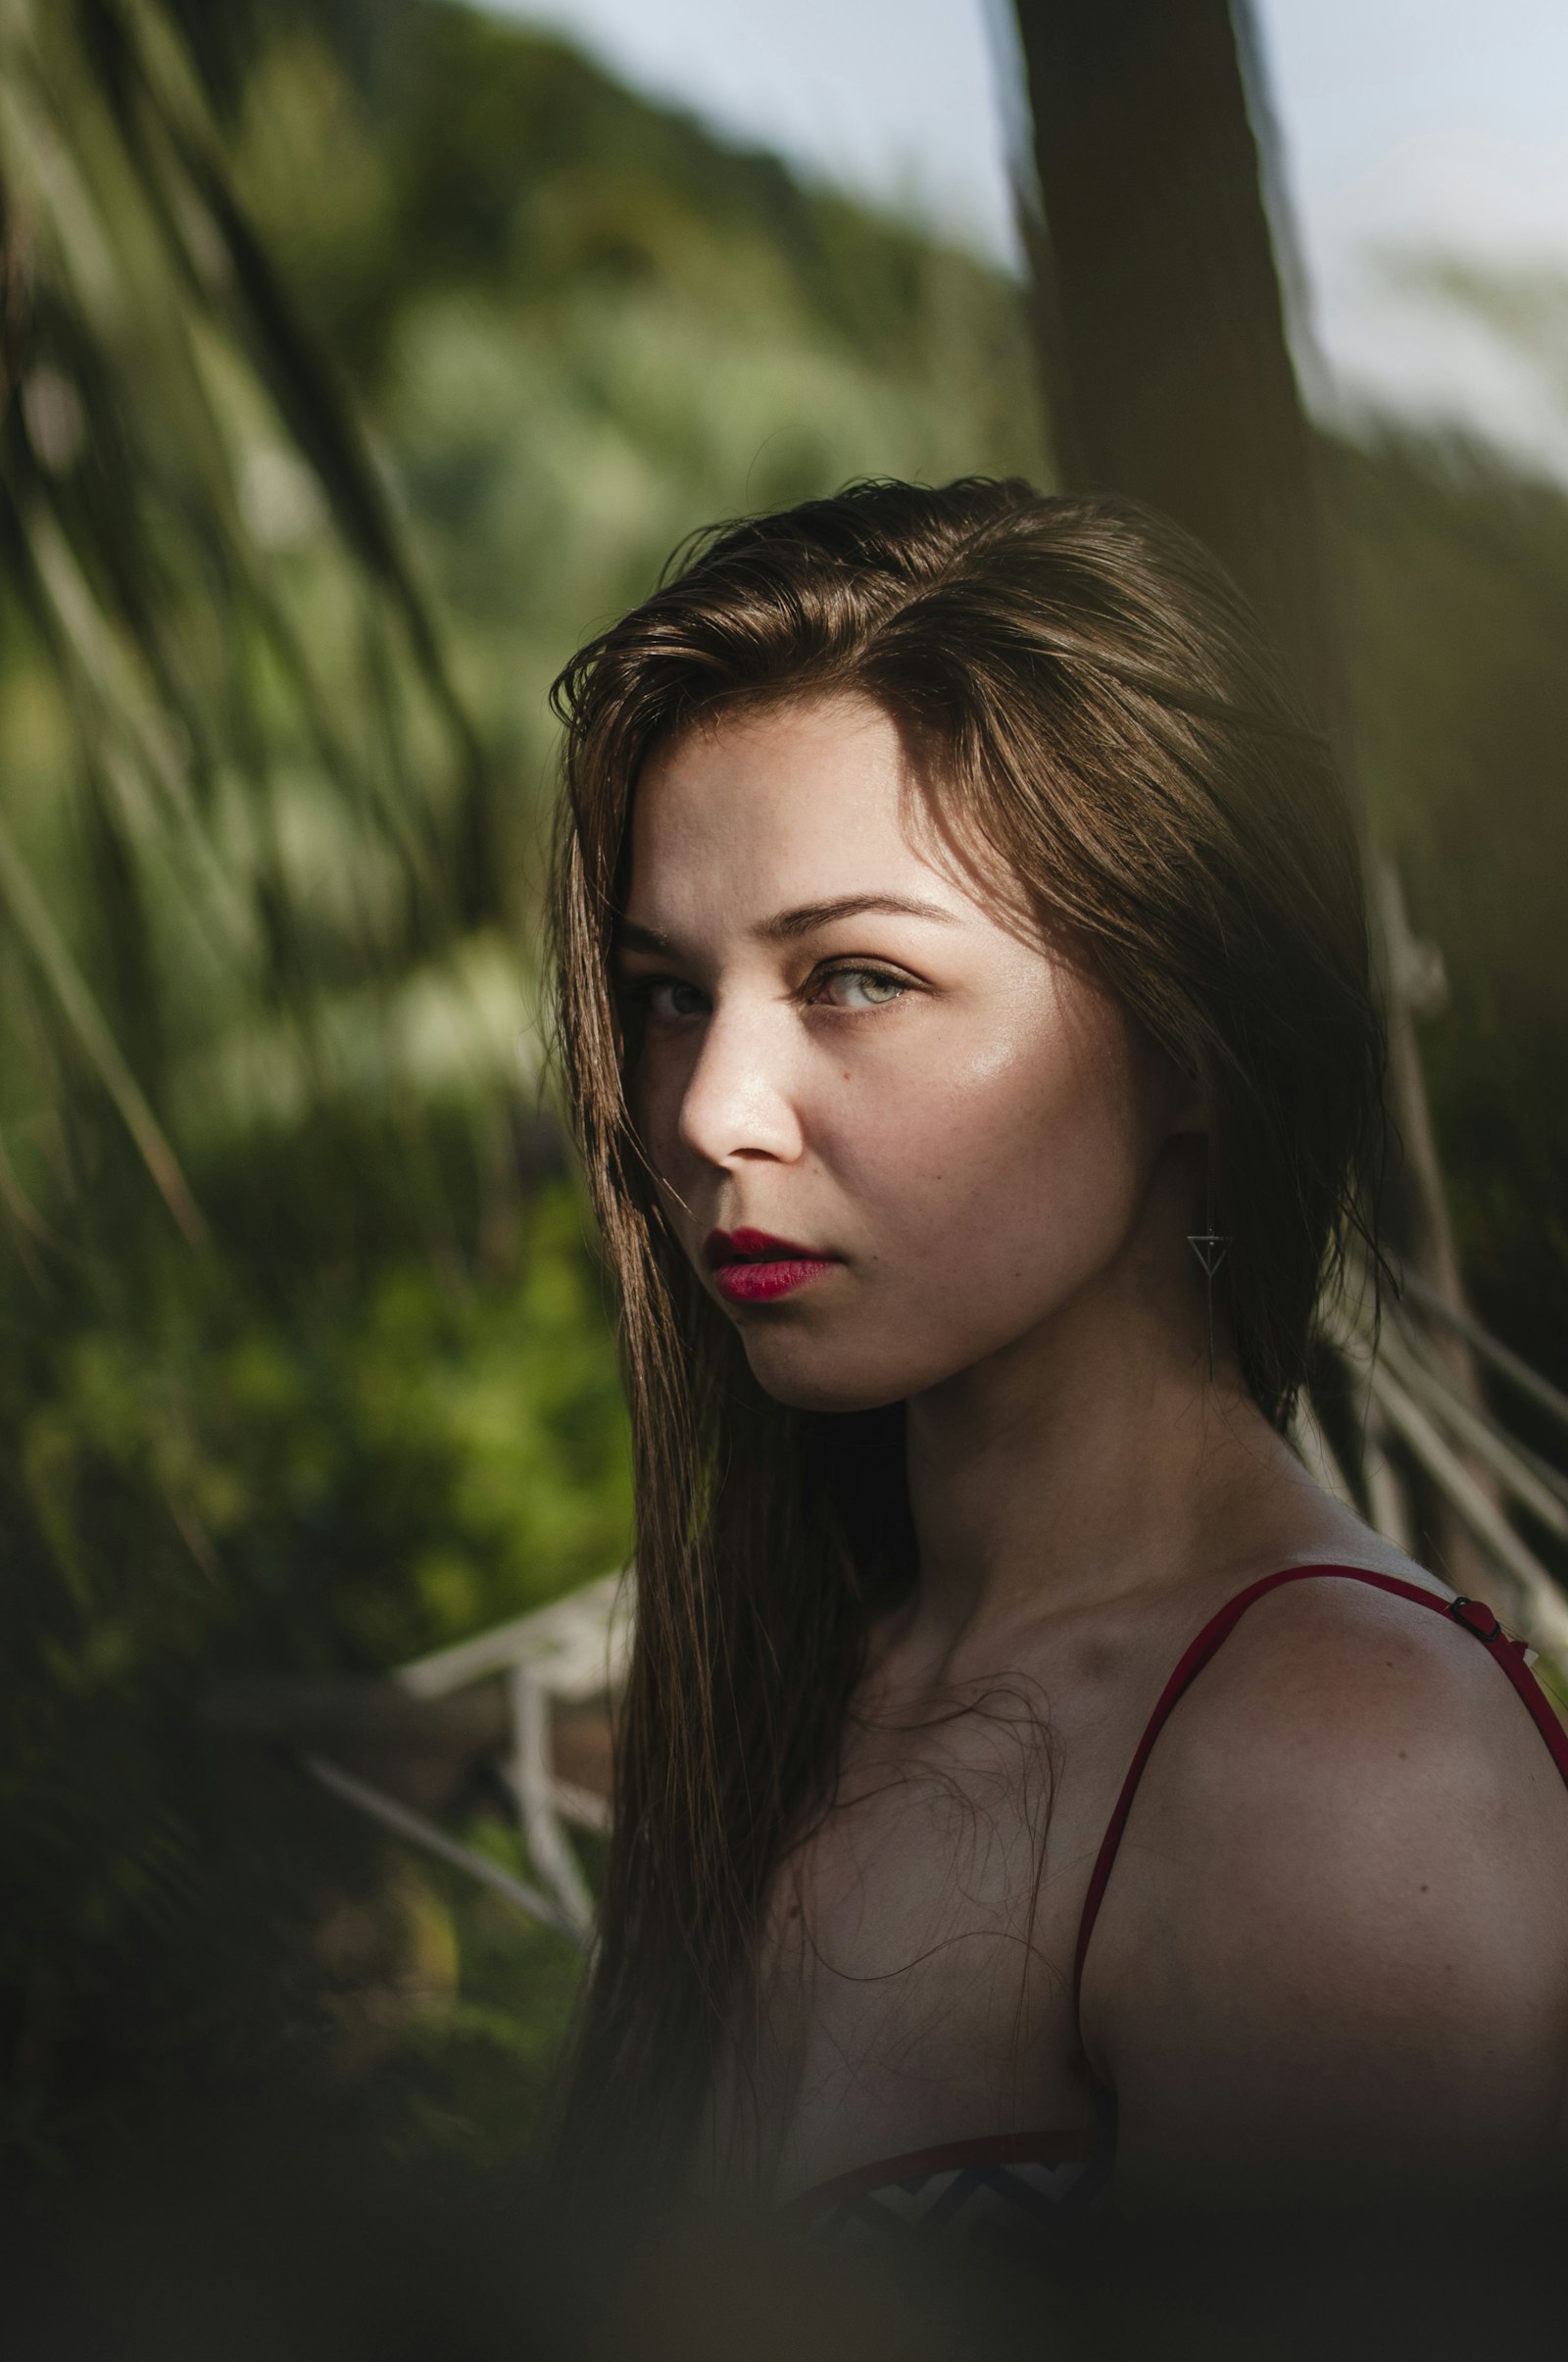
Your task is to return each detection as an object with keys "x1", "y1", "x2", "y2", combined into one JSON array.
[{"x1": 547, "y1": 478, "x2": 1568, "y2": 2239}]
